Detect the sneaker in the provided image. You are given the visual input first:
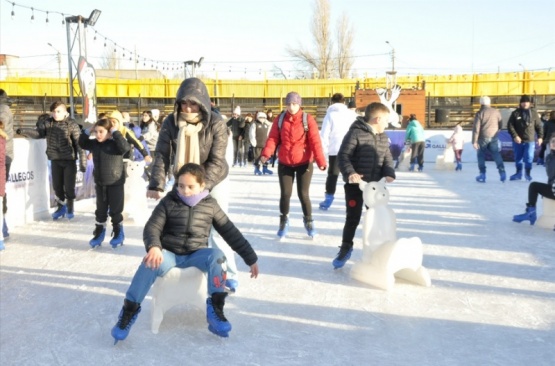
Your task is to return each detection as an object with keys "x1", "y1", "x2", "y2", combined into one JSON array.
[
  {"x1": 332, "y1": 246, "x2": 353, "y2": 269},
  {"x1": 111, "y1": 300, "x2": 141, "y2": 344}
]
